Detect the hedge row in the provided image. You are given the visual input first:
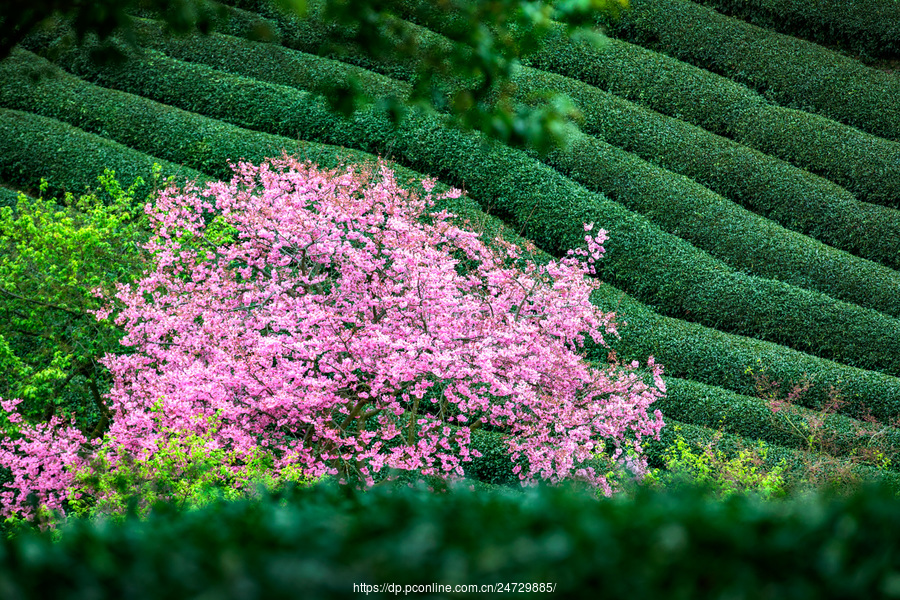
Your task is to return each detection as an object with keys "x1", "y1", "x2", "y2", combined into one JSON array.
[
  {"x1": 28, "y1": 41, "x2": 900, "y2": 379},
  {"x1": 0, "y1": 110, "x2": 200, "y2": 201},
  {"x1": 695, "y1": 0, "x2": 900, "y2": 61},
  {"x1": 7, "y1": 95, "x2": 900, "y2": 443},
  {"x1": 307, "y1": 0, "x2": 900, "y2": 208},
  {"x1": 115, "y1": 23, "x2": 900, "y2": 315},
  {"x1": 509, "y1": 66, "x2": 900, "y2": 273},
  {"x1": 657, "y1": 377, "x2": 900, "y2": 471},
  {"x1": 600, "y1": 0, "x2": 900, "y2": 144},
  {"x1": 533, "y1": 26, "x2": 900, "y2": 207},
  {"x1": 8, "y1": 476, "x2": 900, "y2": 599},
  {"x1": 377, "y1": 9, "x2": 900, "y2": 209},
  {"x1": 545, "y1": 131, "x2": 900, "y2": 319}
]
